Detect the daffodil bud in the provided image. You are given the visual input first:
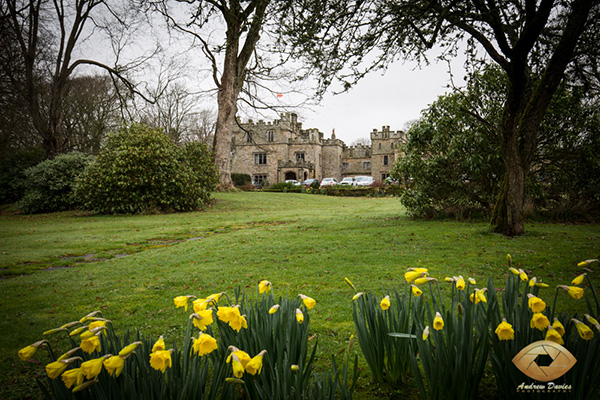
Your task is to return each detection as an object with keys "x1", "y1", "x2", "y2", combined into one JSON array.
[
  {"x1": 43, "y1": 328, "x2": 68, "y2": 336},
  {"x1": 268, "y1": 304, "x2": 280, "y2": 314},
  {"x1": 457, "y1": 303, "x2": 464, "y2": 317},
  {"x1": 69, "y1": 326, "x2": 88, "y2": 336},
  {"x1": 61, "y1": 321, "x2": 82, "y2": 329},
  {"x1": 225, "y1": 378, "x2": 245, "y2": 384},
  {"x1": 57, "y1": 347, "x2": 81, "y2": 361},
  {"x1": 291, "y1": 364, "x2": 300, "y2": 372},
  {"x1": 72, "y1": 379, "x2": 98, "y2": 393},
  {"x1": 352, "y1": 292, "x2": 363, "y2": 300},
  {"x1": 79, "y1": 311, "x2": 102, "y2": 323},
  {"x1": 344, "y1": 277, "x2": 357, "y2": 292},
  {"x1": 506, "y1": 253, "x2": 512, "y2": 267}
]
